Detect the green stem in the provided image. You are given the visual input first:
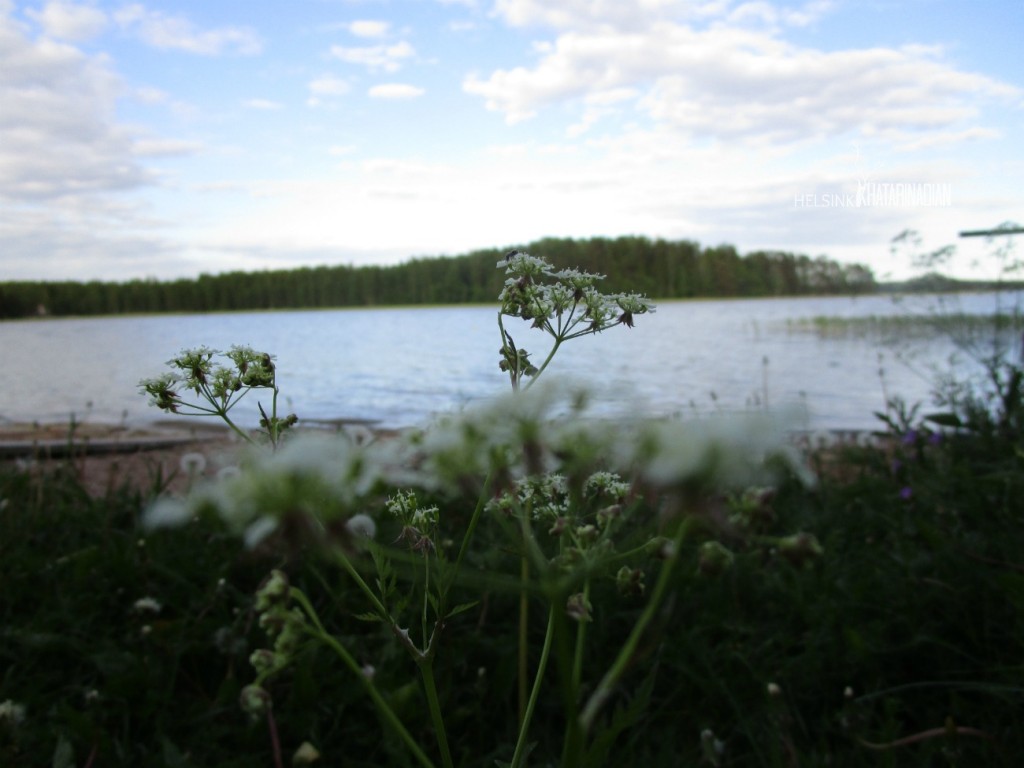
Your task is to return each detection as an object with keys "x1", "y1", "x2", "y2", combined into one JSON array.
[
  {"x1": 578, "y1": 515, "x2": 694, "y2": 734},
  {"x1": 452, "y1": 469, "x2": 494, "y2": 579},
  {"x1": 216, "y1": 409, "x2": 257, "y2": 445},
  {"x1": 524, "y1": 337, "x2": 563, "y2": 390},
  {"x1": 510, "y1": 604, "x2": 557, "y2": 768},
  {"x1": 559, "y1": 578, "x2": 591, "y2": 768},
  {"x1": 422, "y1": 550, "x2": 431, "y2": 649},
  {"x1": 419, "y1": 662, "x2": 455, "y2": 768},
  {"x1": 518, "y1": 553, "x2": 529, "y2": 727},
  {"x1": 571, "y1": 579, "x2": 591, "y2": 692},
  {"x1": 290, "y1": 590, "x2": 437, "y2": 768},
  {"x1": 333, "y1": 548, "x2": 390, "y2": 620}
]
